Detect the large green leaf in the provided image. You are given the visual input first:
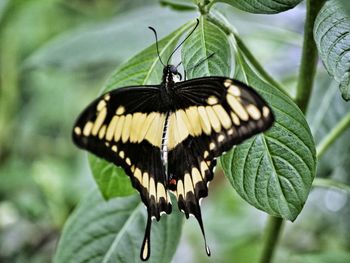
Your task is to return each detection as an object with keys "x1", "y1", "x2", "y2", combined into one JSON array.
[
  {"x1": 314, "y1": 0, "x2": 350, "y2": 101},
  {"x1": 54, "y1": 190, "x2": 183, "y2": 263},
  {"x1": 181, "y1": 16, "x2": 231, "y2": 78},
  {"x1": 221, "y1": 47, "x2": 316, "y2": 221},
  {"x1": 89, "y1": 21, "x2": 195, "y2": 199},
  {"x1": 25, "y1": 6, "x2": 195, "y2": 70},
  {"x1": 214, "y1": 0, "x2": 303, "y2": 14}
]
